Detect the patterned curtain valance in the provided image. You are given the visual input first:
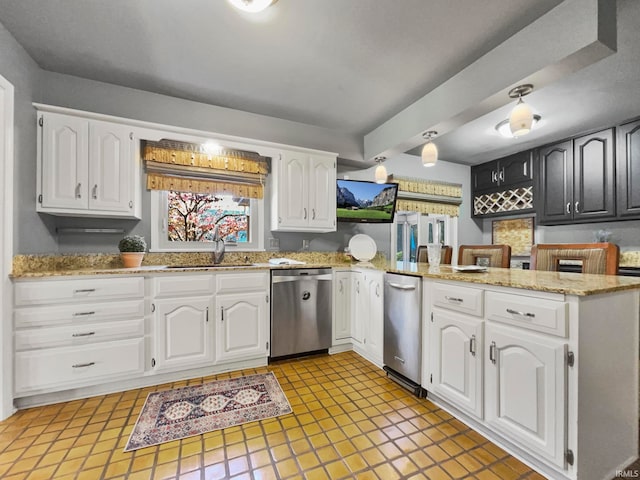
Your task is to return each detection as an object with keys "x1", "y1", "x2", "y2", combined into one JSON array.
[
  {"x1": 143, "y1": 140, "x2": 269, "y2": 199},
  {"x1": 389, "y1": 175, "x2": 462, "y2": 217}
]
